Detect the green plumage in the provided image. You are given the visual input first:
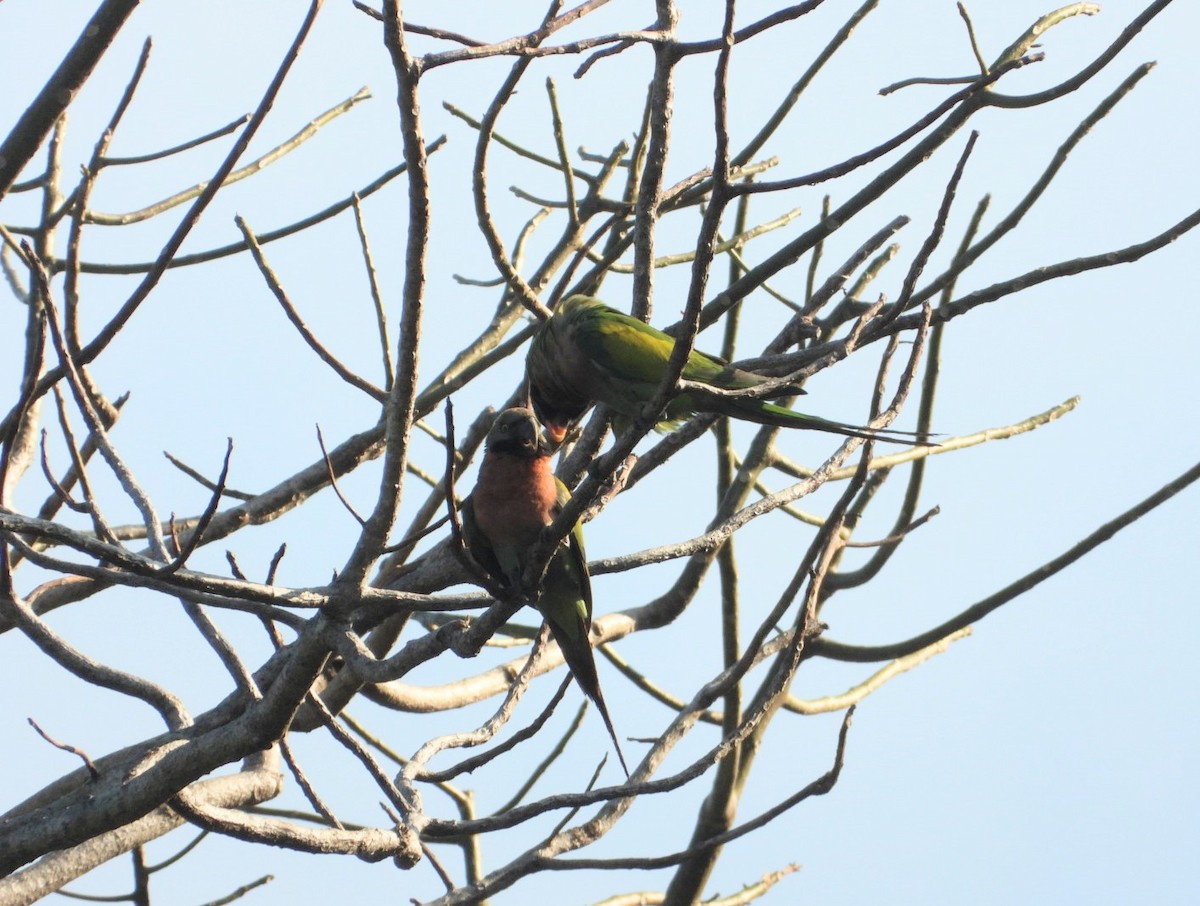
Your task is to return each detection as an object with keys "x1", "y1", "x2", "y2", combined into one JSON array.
[
  {"x1": 527, "y1": 294, "x2": 928, "y2": 444},
  {"x1": 461, "y1": 409, "x2": 629, "y2": 777}
]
